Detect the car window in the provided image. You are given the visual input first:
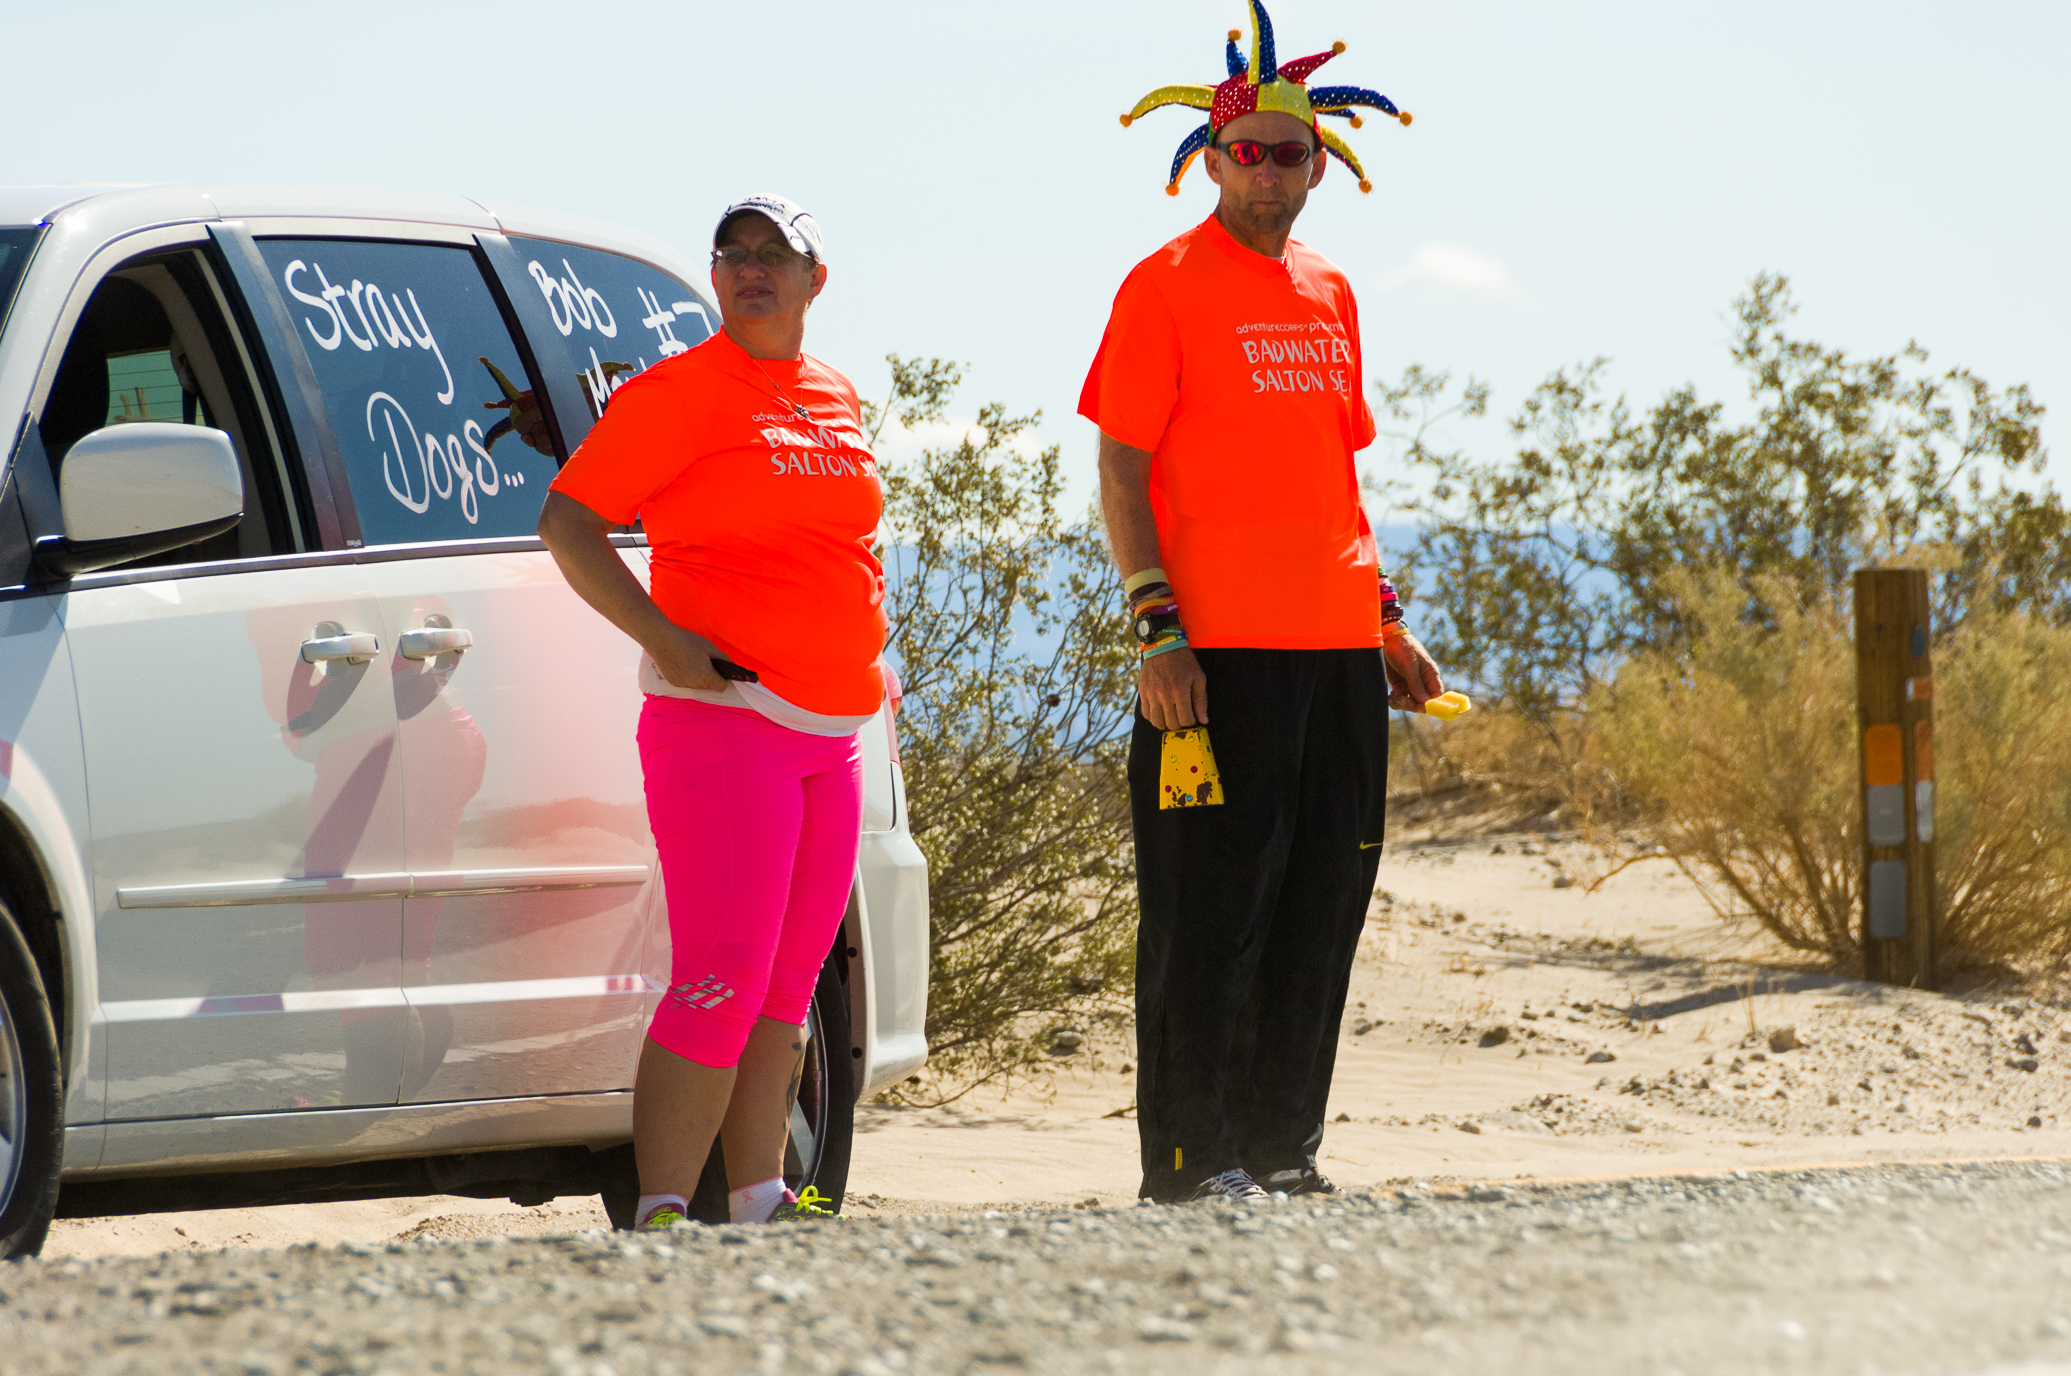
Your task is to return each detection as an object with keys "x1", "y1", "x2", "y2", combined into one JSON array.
[
  {"x1": 0, "y1": 227, "x2": 39, "y2": 336},
  {"x1": 35, "y1": 252, "x2": 304, "y2": 564},
  {"x1": 509, "y1": 239, "x2": 714, "y2": 419},
  {"x1": 253, "y1": 238, "x2": 559, "y2": 546}
]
